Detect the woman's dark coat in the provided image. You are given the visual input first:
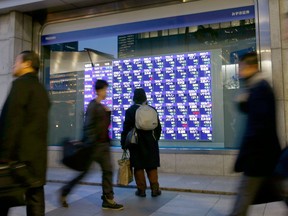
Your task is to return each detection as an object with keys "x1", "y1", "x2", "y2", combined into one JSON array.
[
  {"x1": 234, "y1": 74, "x2": 281, "y2": 176},
  {"x1": 121, "y1": 104, "x2": 161, "y2": 169},
  {"x1": 0, "y1": 73, "x2": 50, "y2": 186}
]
